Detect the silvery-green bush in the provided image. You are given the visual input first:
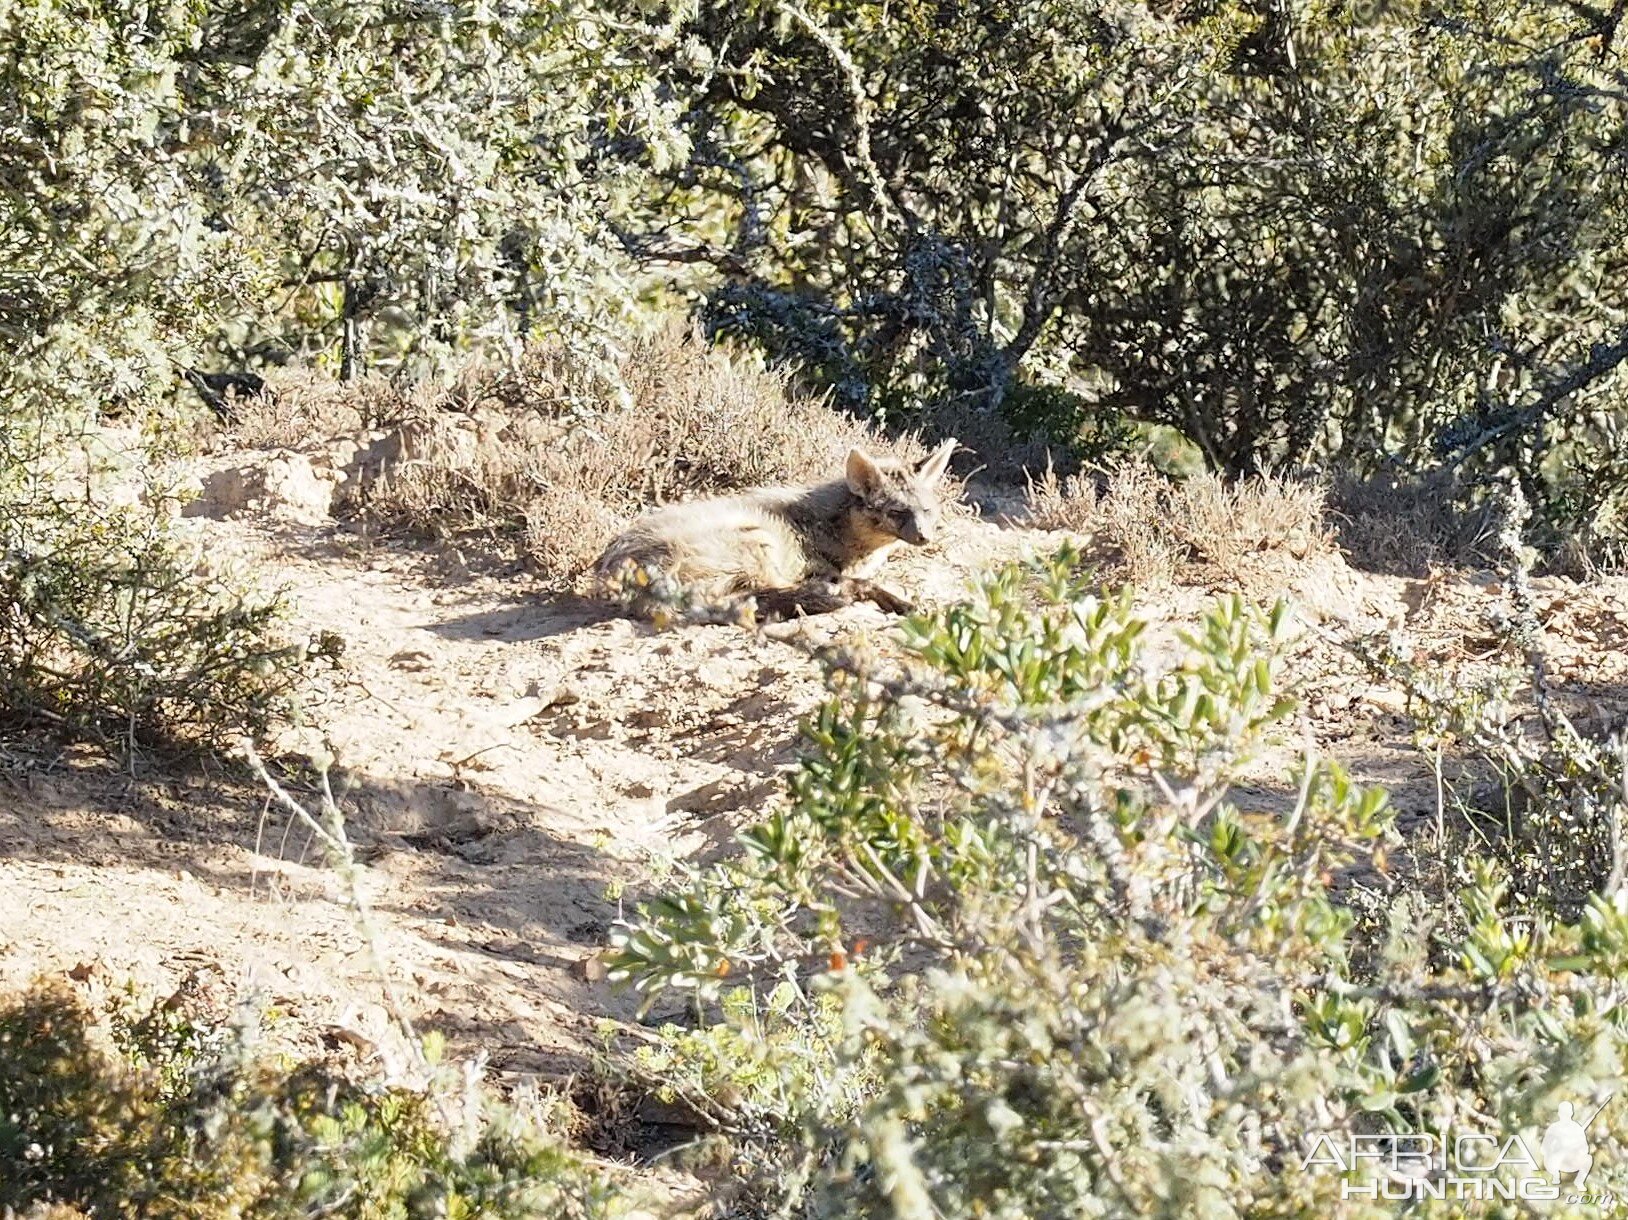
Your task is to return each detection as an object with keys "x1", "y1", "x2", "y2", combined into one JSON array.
[
  {"x1": 0, "y1": 472, "x2": 317, "y2": 758},
  {"x1": 613, "y1": 550, "x2": 1628, "y2": 1217},
  {"x1": 1, "y1": 0, "x2": 683, "y2": 430}
]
